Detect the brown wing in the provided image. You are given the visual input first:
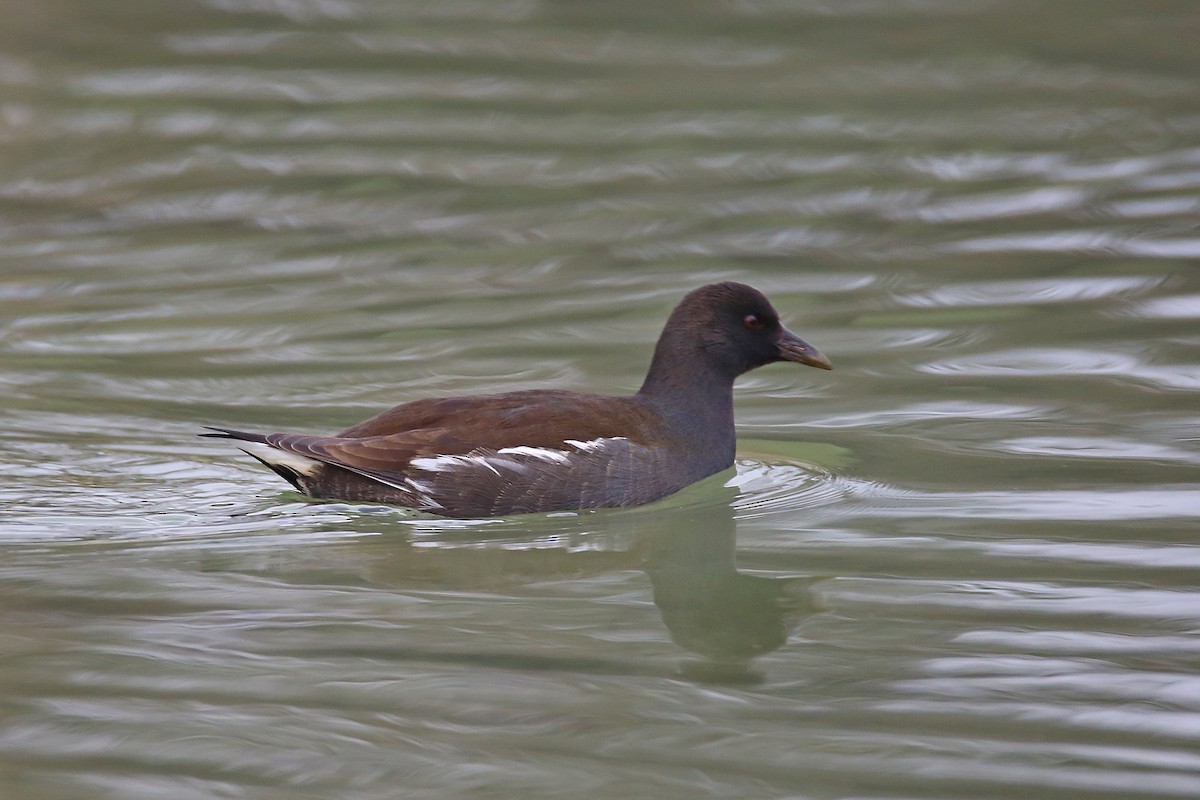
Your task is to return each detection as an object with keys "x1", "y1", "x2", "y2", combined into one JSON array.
[
  {"x1": 260, "y1": 389, "x2": 660, "y2": 485},
  {"x1": 334, "y1": 389, "x2": 659, "y2": 449},
  {"x1": 252, "y1": 390, "x2": 678, "y2": 515}
]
